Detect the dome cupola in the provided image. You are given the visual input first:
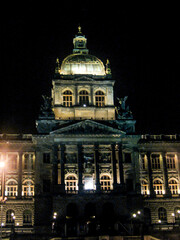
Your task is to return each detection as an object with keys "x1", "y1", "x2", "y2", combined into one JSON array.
[{"x1": 59, "y1": 26, "x2": 107, "y2": 77}]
